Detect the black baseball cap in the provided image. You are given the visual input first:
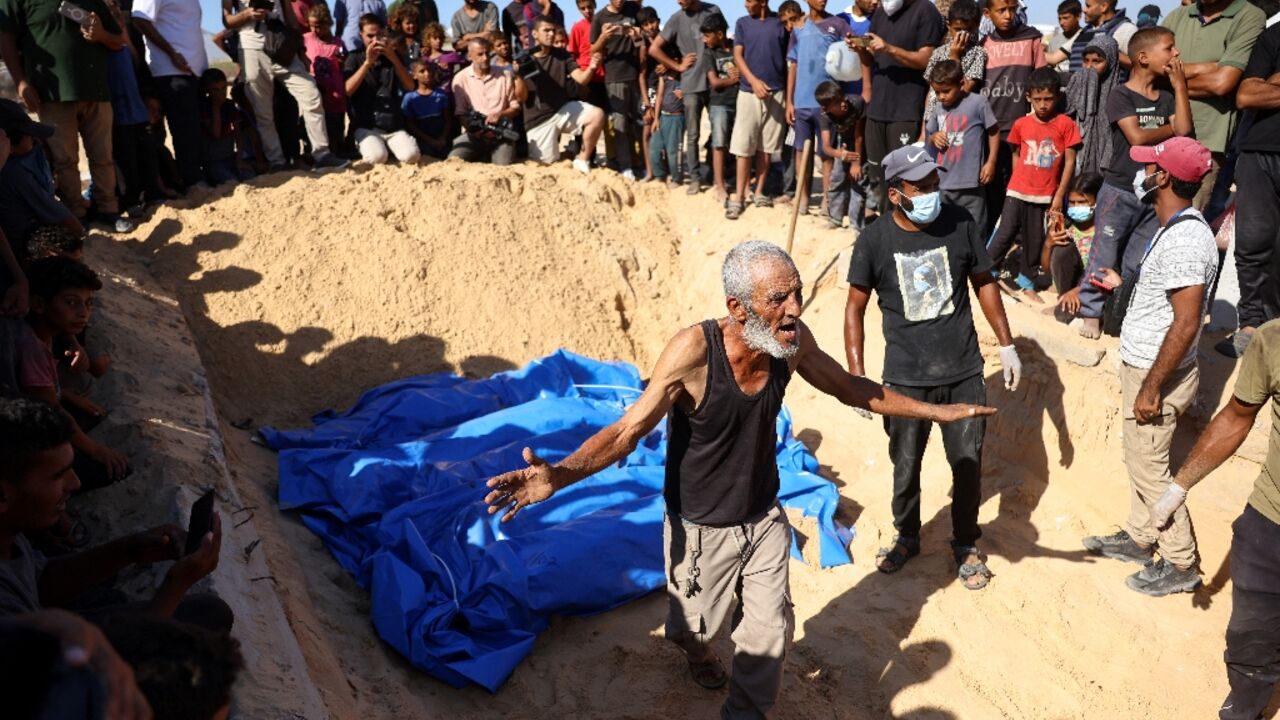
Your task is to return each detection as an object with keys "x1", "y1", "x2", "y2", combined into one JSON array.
[{"x1": 0, "y1": 99, "x2": 54, "y2": 139}]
